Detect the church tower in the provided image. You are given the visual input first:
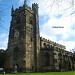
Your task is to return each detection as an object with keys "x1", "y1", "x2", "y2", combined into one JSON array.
[{"x1": 5, "y1": 1, "x2": 40, "y2": 72}]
